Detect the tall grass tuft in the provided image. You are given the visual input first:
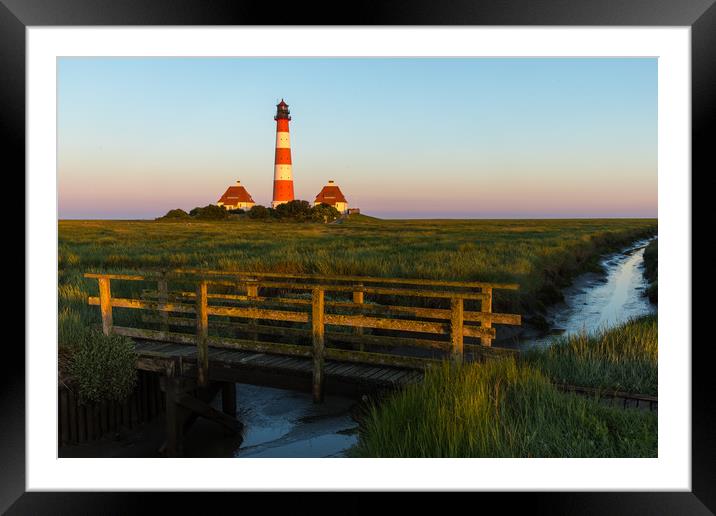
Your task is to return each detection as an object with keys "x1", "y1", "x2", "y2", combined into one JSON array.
[
  {"x1": 523, "y1": 315, "x2": 657, "y2": 395},
  {"x1": 350, "y1": 358, "x2": 657, "y2": 458}
]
